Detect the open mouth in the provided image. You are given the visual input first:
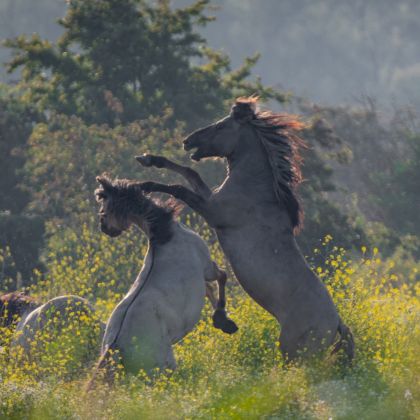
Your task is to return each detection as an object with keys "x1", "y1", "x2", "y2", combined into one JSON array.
[
  {"x1": 190, "y1": 150, "x2": 201, "y2": 161},
  {"x1": 183, "y1": 142, "x2": 202, "y2": 161}
]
